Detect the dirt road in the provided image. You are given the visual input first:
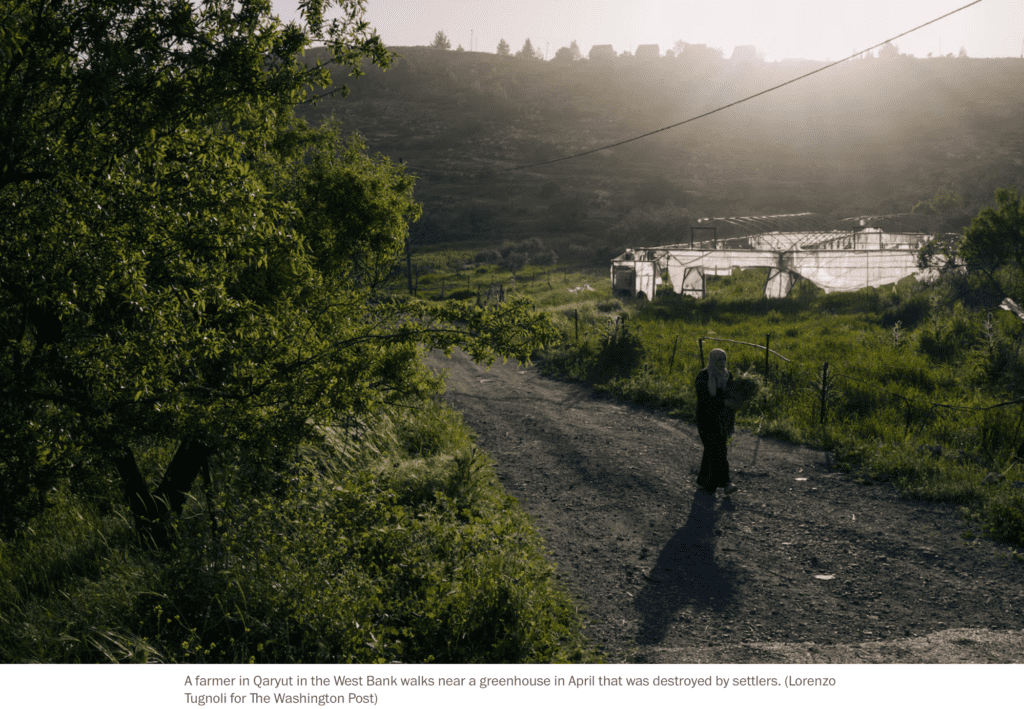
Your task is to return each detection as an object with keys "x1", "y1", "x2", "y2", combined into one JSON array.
[{"x1": 429, "y1": 349, "x2": 1024, "y2": 663}]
